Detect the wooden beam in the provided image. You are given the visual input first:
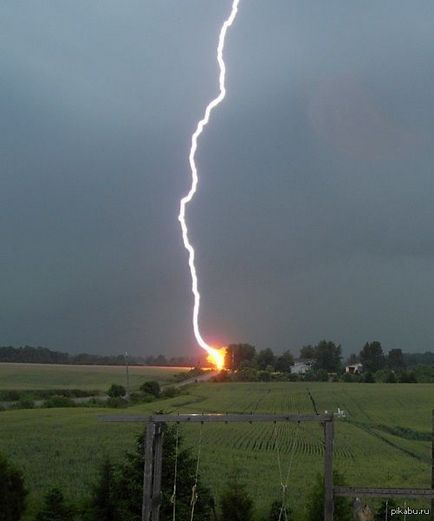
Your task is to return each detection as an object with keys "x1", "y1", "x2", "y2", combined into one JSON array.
[
  {"x1": 142, "y1": 422, "x2": 155, "y2": 521},
  {"x1": 151, "y1": 424, "x2": 164, "y2": 521},
  {"x1": 431, "y1": 409, "x2": 434, "y2": 520},
  {"x1": 324, "y1": 420, "x2": 334, "y2": 521},
  {"x1": 334, "y1": 486, "x2": 434, "y2": 499},
  {"x1": 100, "y1": 413, "x2": 333, "y2": 424}
]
